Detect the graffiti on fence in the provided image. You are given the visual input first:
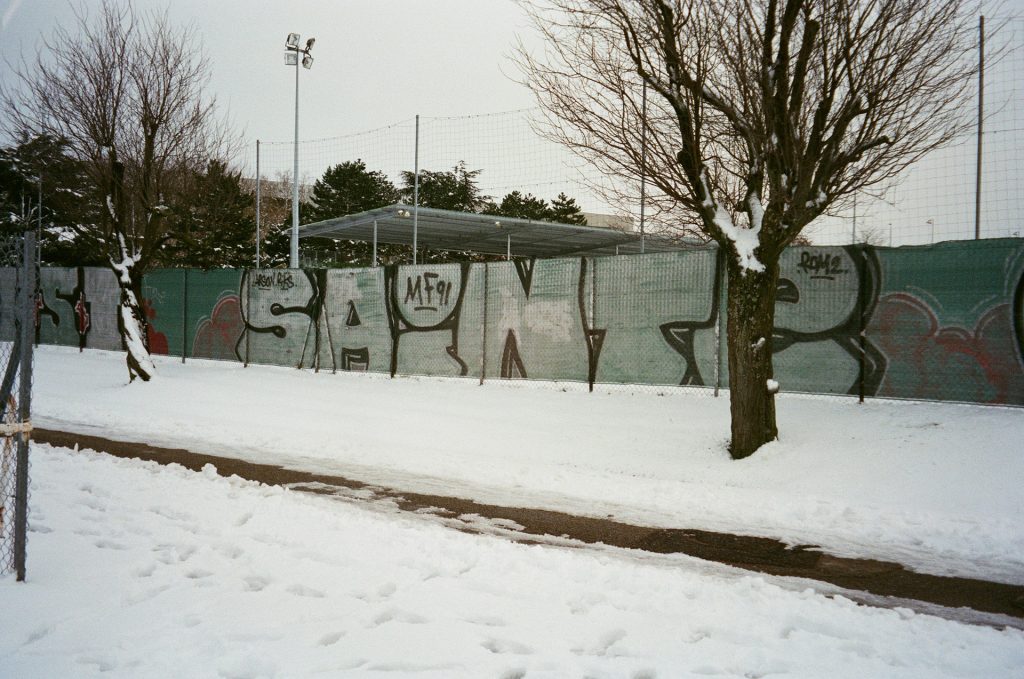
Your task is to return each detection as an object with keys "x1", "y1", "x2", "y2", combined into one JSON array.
[
  {"x1": 773, "y1": 246, "x2": 886, "y2": 396},
  {"x1": 55, "y1": 270, "x2": 88, "y2": 341},
  {"x1": 7, "y1": 238, "x2": 1023, "y2": 405},
  {"x1": 384, "y1": 263, "x2": 471, "y2": 377}
]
